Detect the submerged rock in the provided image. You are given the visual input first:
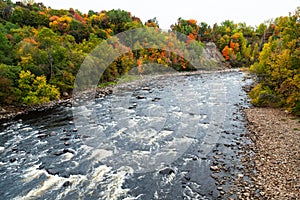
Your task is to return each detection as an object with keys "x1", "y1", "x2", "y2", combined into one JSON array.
[
  {"x1": 37, "y1": 133, "x2": 48, "y2": 139},
  {"x1": 159, "y1": 167, "x2": 175, "y2": 175},
  {"x1": 136, "y1": 95, "x2": 146, "y2": 99},
  {"x1": 63, "y1": 181, "x2": 72, "y2": 187},
  {"x1": 49, "y1": 131, "x2": 57, "y2": 136},
  {"x1": 60, "y1": 136, "x2": 71, "y2": 141},
  {"x1": 53, "y1": 150, "x2": 65, "y2": 156},
  {"x1": 46, "y1": 168, "x2": 59, "y2": 175}
]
